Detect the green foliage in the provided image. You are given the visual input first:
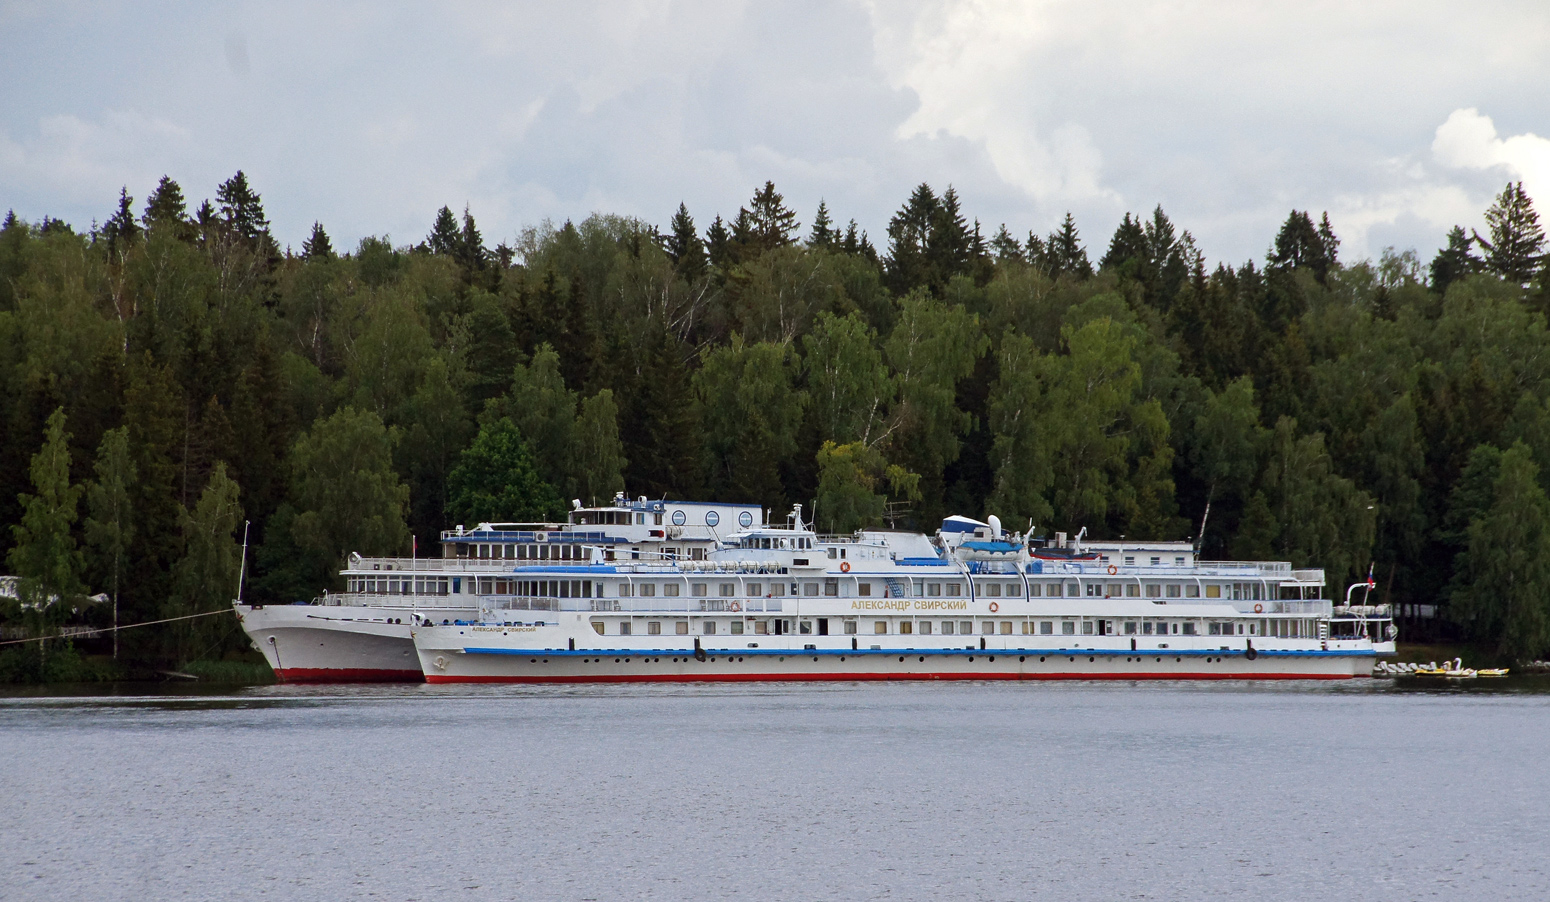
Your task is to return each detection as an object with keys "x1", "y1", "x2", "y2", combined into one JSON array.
[
  {"x1": 84, "y1": 426, "x2": 135, "y2": 657},
  {"x1": 1449, "y1": 443, "x2": 1550, "y2": 661},
  {"x1": 694, "y1": 336, "x2": 806, "y2": 506},
  {"x1": 170, "y1": 462, "x2": 243, "y2": 661},
  {"x1": 7, "y1": 409, "x2": 85, "y2": 628},
  {"x1": 447, "y1": 417, "x2": 564, "y2": 524},
  {"x1": 8, "y1": 175, "x2": 1550, "y2": 673},
  {"x1": 288, "y1": 407, "x2": 410, "y2": 578},
  {"x1": 815, "y1": 441, "x2": 920, "y2": 534}
]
